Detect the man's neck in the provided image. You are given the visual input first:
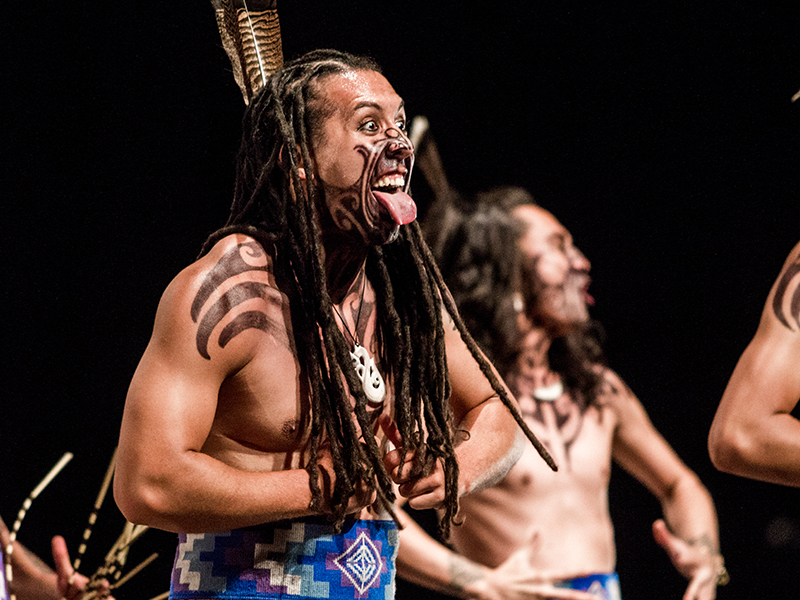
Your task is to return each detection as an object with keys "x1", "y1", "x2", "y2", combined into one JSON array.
[
  {"x1": 321, "y1": 230, "x2": 369, "y2": 304},
  {"x1": 509, "y1": 326, "x2": 559, "y2": 399}
]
